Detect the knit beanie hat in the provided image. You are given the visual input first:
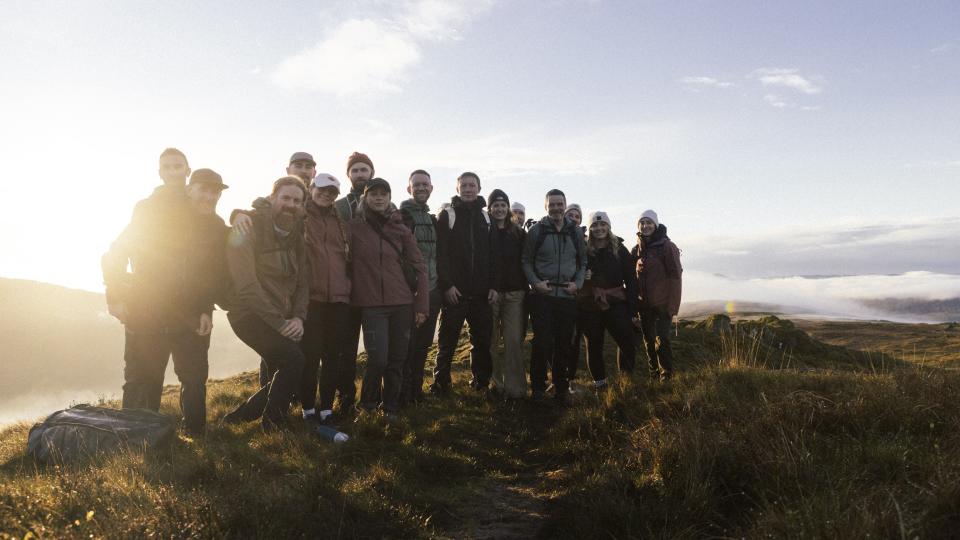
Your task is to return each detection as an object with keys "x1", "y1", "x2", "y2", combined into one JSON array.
[
  {"x1": 639, "y1": 209, "x2": 659, "y2": 227},
  {"x1": 488, "y1": 189, "x2": 510, "y2": 206},
  {"x1": 587, "y1": 211, "x2": 611, "y2": 228},
  {"x1": 565, "y1": 203, "x2": 582, "y2": 217},
  {"x1": 511, "y1": 202, "x2": 525, "y2": 212},
  {"x1": 346, "y1": 151, "x2": 375, "y2": 176}
]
